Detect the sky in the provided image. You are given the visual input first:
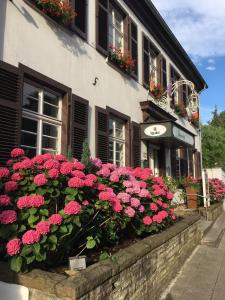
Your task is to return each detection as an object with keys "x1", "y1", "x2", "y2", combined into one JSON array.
[{"x1": 151, "y1": 0, "x2": 225, "y2": 124}]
